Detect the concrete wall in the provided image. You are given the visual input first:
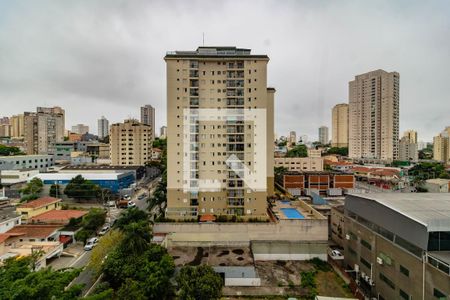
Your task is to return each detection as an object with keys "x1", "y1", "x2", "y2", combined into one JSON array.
[
  {"x1": 252, "y1": 241, "x2": 328, "y2": 261},
  {"x1": 154, "y1": 219, "x2": 328, "y2": 243},
  {"x1": 225, "y1": 278, "x2": 261, "y2": 286}
]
